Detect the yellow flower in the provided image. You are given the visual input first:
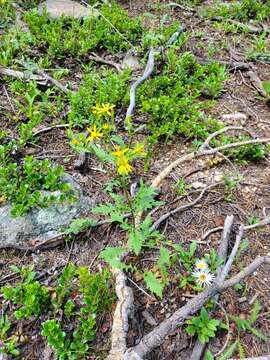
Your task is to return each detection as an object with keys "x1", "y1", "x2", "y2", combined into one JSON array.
[
  {"x1": 117, "y1": 157, "x2": 133, "y2": 176},
  {"x1": 92, "y1": 103, "x2": 115, "y2": 117},
  {"x1": 102, "y1": 123, "x2": 110, "y2": 130},
  {"x1": 132, "y1": 143, "x2": 147, "y2": 157},
  {"x1": 111, "y1": 145, "x2": 128, "y2": 158},
  {"x1": 87, "y1": 124, "x2": 103, "y2": 142},
  {"x1": 71, "y1": 138, "x2": 79, "y2": 146}
]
